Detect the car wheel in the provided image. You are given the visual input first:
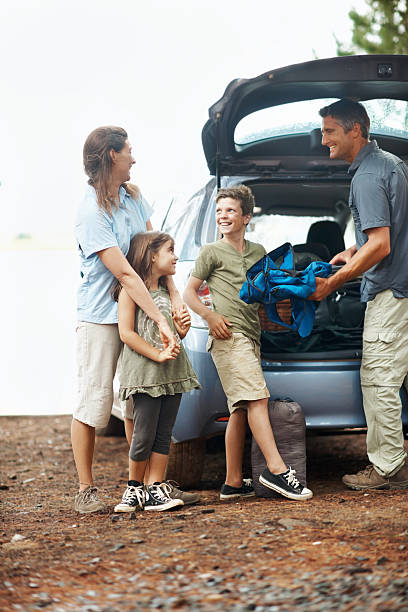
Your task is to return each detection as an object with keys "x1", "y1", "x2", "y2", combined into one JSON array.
[
  {"x1": 166, "y1": 438, "x2": 206, "y2": 489},
  {"x1": 95, "y1": 414, "x2": 125, "y2": 437}
]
